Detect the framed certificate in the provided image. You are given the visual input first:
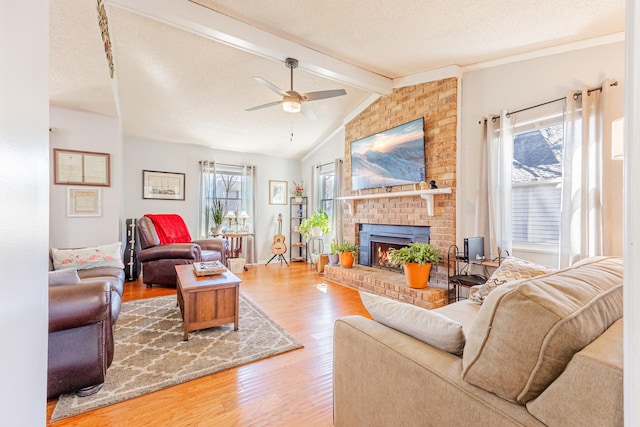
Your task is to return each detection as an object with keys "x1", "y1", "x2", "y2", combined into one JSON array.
[
  {"x1": 67, "y1": 188, "x2": 102, "y2": 217},
  {"x1": 54, "y1": 148, "x2": 110, "y2": 186}
]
